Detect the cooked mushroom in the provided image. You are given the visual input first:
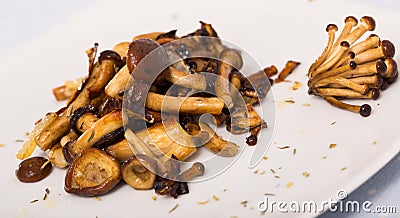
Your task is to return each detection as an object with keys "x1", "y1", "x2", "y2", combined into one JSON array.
[
  {"x1": 338, "y1": 60, "x2": 387, "y2": 78},
  {"x1": 312, "y1": 87, "x2": 380, "y2": 100},
  {"x1": 105, "y1": 65, "x2": 131, "y2": 98},
  {"x1": 350, "y1": 40, "x2": 395, "y2": 65},
  {"x1": 229, "y1": 105, "x2": 266, "y2": 134},
  {"x1": 179, "y1": 162, "x2": 205, "y2": 181},
  {"x1": 36, "y1": 50, "x2": 122, "y2": 150},
  {"x1": 309, "y1": 24, "x2": 339, "y2": 75},
  {"x1": 132, "y1": 32, "x2": 165, "y2": 41},
  {"x1": 60, "y1": 130, "x2": 79, "y2": 147},
  {"x1": 121, "y1": 155, "x2": 157, "y2": 190},
  {"x1": 65, "y1": 110, "x2": 123, "y2": 161},
  {"x1": 275, "y1": 60, "x2": 301, "y2": 83},
  {"x1": 165, "y1": 66, "x2": 207, "y2": 90},
  {"x1": 314, "y1": 76, "x2": 369, "y2": 95},
  {"x1": 105, "y1": 139, "x2": 133, "y2": 162},
  {"x1": 323, "y1": 96, "x2": 372, "y2": 117},
  {"x1": 308, "y1": 61, "x2": 357, "y2": 87},
  {"x1": 46, "y1": 143, "x2": 68, "y2": 168},
  {"x1": 16, "y1": 156, "x2": 52, "y2": 183},
  {"x1": 314, "y1": 41, "x2": 350, "y2": 75},
  {"x1": 52, "y1": 77, "x2": 86, "y2": 101},
  {"x1": 215, "y1": 48, "x2": 243, "y2": 108},
  {"x1": 199, "y1": 122, "x2": 239, "y2": 157},
  {"x1": 70, "y1": 105, "x2": 99, "y2": 134},
  {"x1": 382, "y1": 58, "x2": 397, "y2": 78},
  {"x1": 113, "y1": 42, "x2": 130, "y2": 58},
  {"x1": 145, "y1": 92, "x2": 225, "y2": 115},
  {"x1": 64, "y1": 148, "x2": 121, "y2": 197}
]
